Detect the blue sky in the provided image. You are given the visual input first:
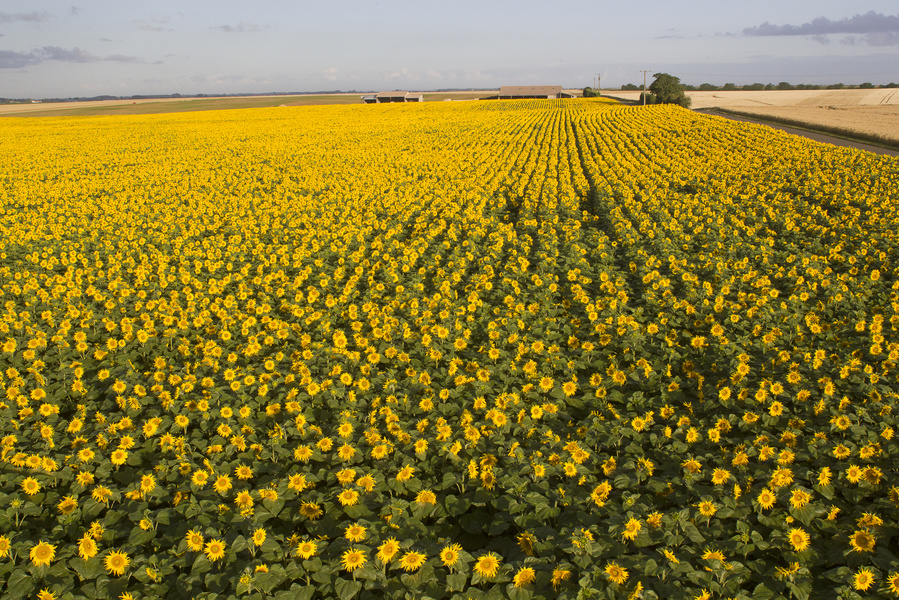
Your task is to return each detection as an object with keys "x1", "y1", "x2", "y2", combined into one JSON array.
[{"x1": 2, "y1": 1, "x2": 898, "y2": 98}]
